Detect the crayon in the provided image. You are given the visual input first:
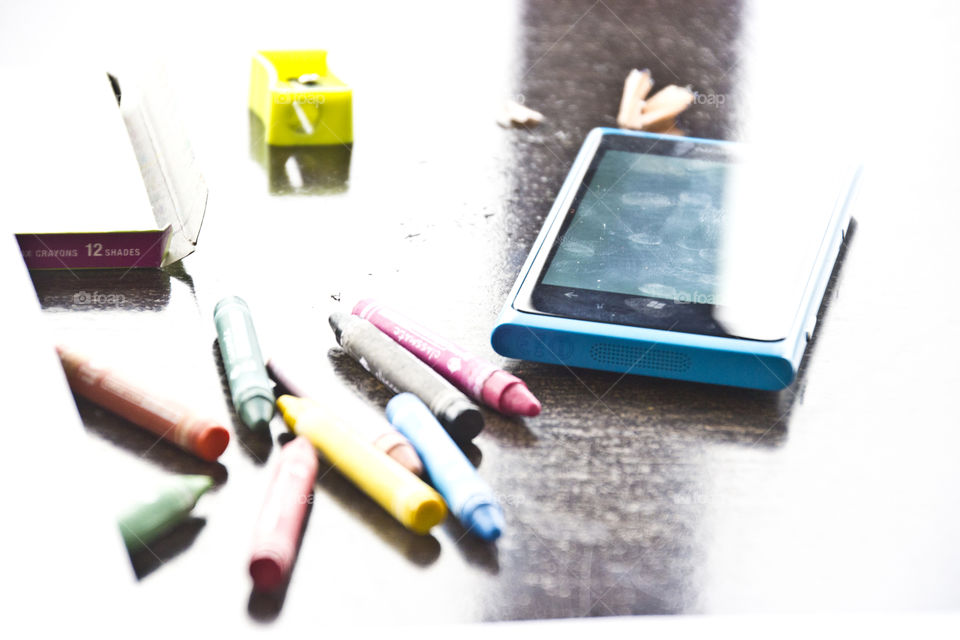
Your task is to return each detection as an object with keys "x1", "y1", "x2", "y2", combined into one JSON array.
[
  {"x1": 249, "y1": 436, "x2": 318, "y2": 591},
  {"x1": 328, "y1": 312, "x2": 484, "y2": 442},
  {"x1": 56, "y1": 345, "x2": 230, "y2": 462},
  {"x1": 266, "y1": 357, "x2": 424, "y2": 475},
  {"x1": 353, "y1": 299, "x2": 541, "y2": 417},
  {"x1": 214, "y1": 296, "x2": 275, "y2": 430},
  {"x1": 386, "y1": 393, "x2": 505, "y2": 541},
  {"x1": 118, "y1": 474, "x2": 213, "y2": 553},
  {"x1": 277, "y1": 395, "x2": 446, "y2": 534}
]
